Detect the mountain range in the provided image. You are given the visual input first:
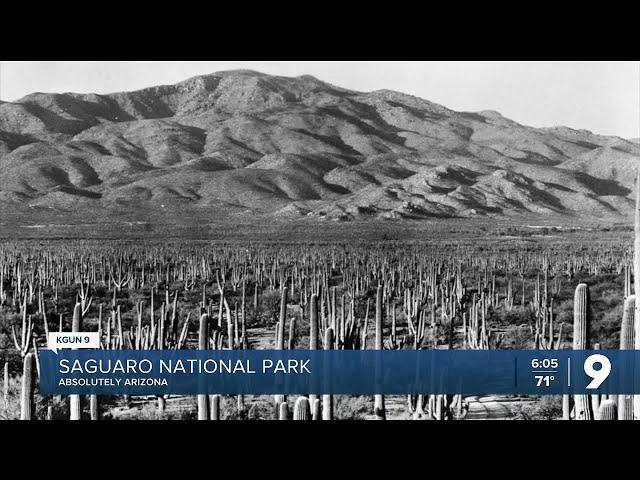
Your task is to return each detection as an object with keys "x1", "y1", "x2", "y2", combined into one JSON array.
[{"x1": 1, "y1": 69, "x2": 638, "y2": 227}]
